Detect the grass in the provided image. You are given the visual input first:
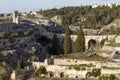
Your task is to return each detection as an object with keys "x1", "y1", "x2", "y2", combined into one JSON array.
[
  {"x1": 107, "y1": 43, "x2": 120, "y2": 47},
  {"x1": 68, "y1": 63, "x2": 95, "y2": 71},
  {"x1": 102, "y1": 66, "x2": 120, "y2": 70},
  {"x1": 0, "y1": 62, "x2": 8, "y2": 75},
  {"x1": 29, "y1": 77, "x2": 97, "y2": 80},
  {"x1": 0, "y1": 21, "x2": 13, "y2": 24},
  {"x1": 0, "y1": 18, "x2": 13, "y2": 24},
  {"x1": 29, "y1": 77, "x2": 84, "y2": 80},
  {"x1": 106, "y1": 40, "x2": 120, "y2": 47},
  {"x1": 54, "y1": 51, "x2": 108, "y2": 62}
]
